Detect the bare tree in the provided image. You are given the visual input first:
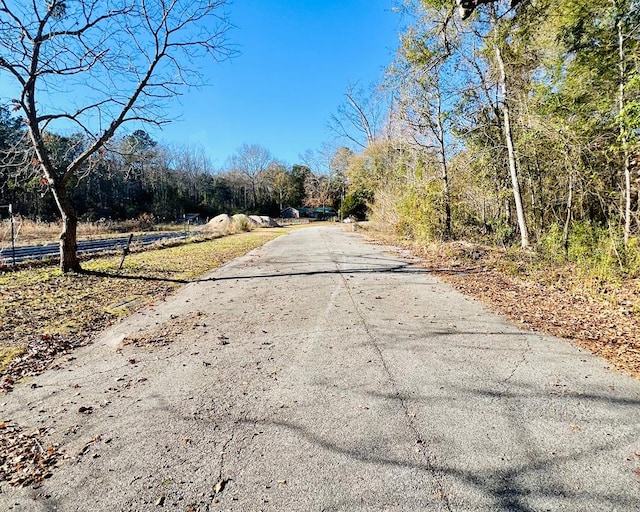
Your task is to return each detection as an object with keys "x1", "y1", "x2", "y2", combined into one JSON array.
[
  {"x1": 329, "y1": 83, "x2": 385, "y2": 150},
  {"x1": 229, "y1": 144, "x2": 273, "y2": 210},
  {"x1": 0, "y1": 0, "x2": 232, "y2": 272},
  {"x1": 261, "y1": 162, "x2": 290, "y2": 212}
]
